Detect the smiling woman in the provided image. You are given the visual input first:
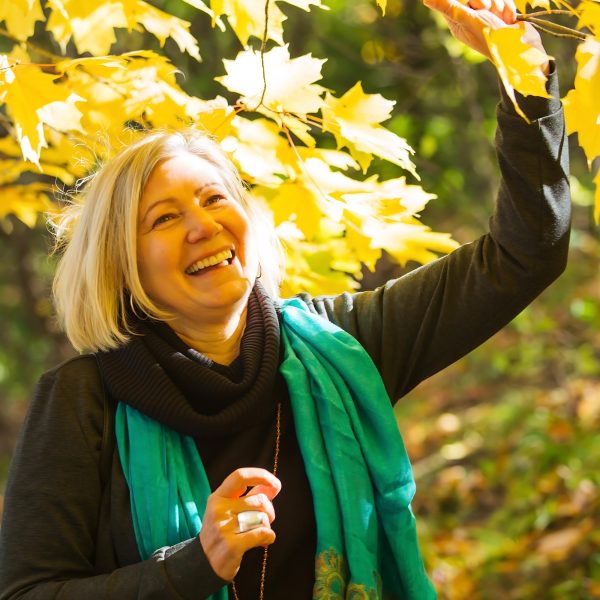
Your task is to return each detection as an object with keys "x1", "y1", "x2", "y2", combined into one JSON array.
[
  {"x1": 51, "y1": 130, "x2": 283, "y2": 354},
  {"x1": 136, "y1": 151, "x2": 260, "y2": 364},
  {"x1": 0, "y1": 2, "x2": 572, "y2": 599}
]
